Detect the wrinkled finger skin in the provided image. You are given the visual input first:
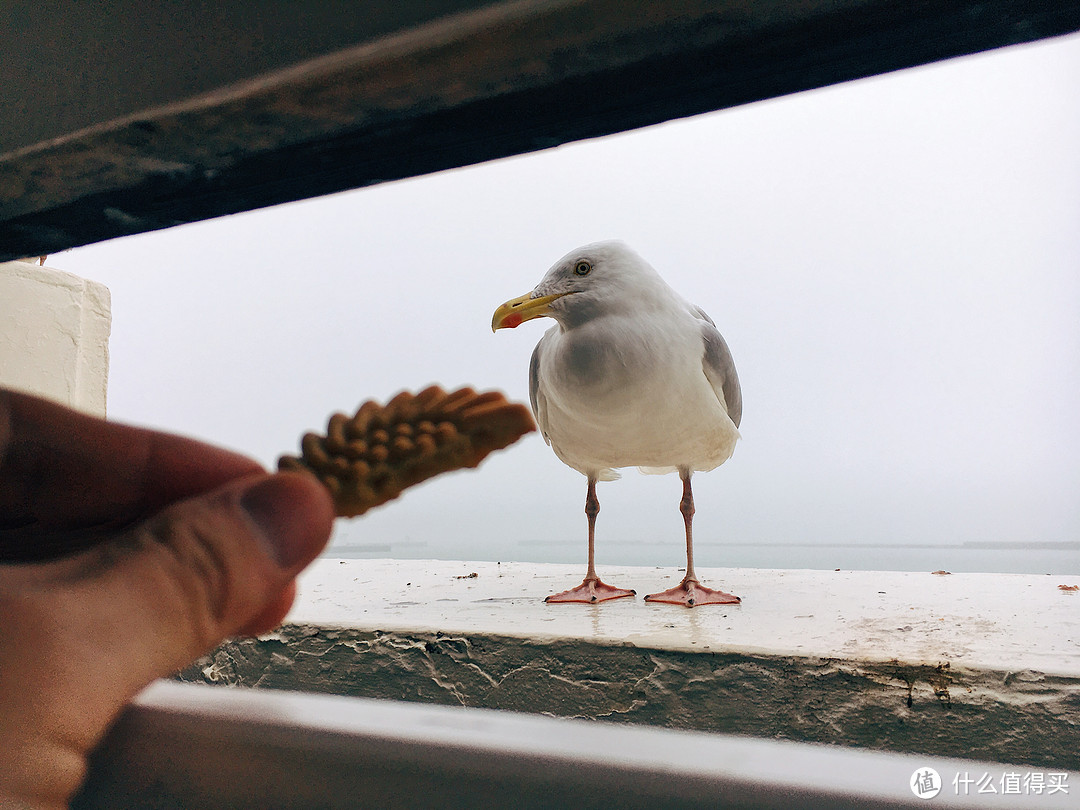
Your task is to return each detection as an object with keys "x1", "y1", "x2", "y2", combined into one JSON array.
[
  {"x1": 0, "y1": 390, "x2": 263, "y2": 561},
  {"x1": 0, "y1": 390, "x2": 334, "y2": 808}
]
